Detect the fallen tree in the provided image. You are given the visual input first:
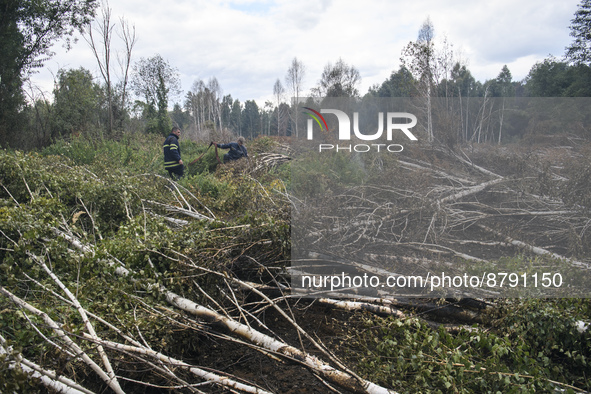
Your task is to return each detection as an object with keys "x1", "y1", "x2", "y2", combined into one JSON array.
[{"x1": 1, "y1": 136, "x2": 590, "y2": 393}]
